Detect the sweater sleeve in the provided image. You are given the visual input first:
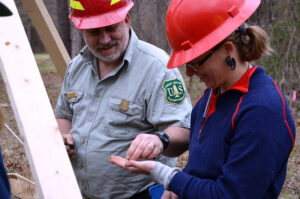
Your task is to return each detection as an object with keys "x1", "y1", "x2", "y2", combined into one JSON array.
[
  {"x1": 169, "y1": 105, "x2": 295, "y2": 199},
  {"x1": 150, "y1": 162, "x2": 180, "y2": 190}
]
